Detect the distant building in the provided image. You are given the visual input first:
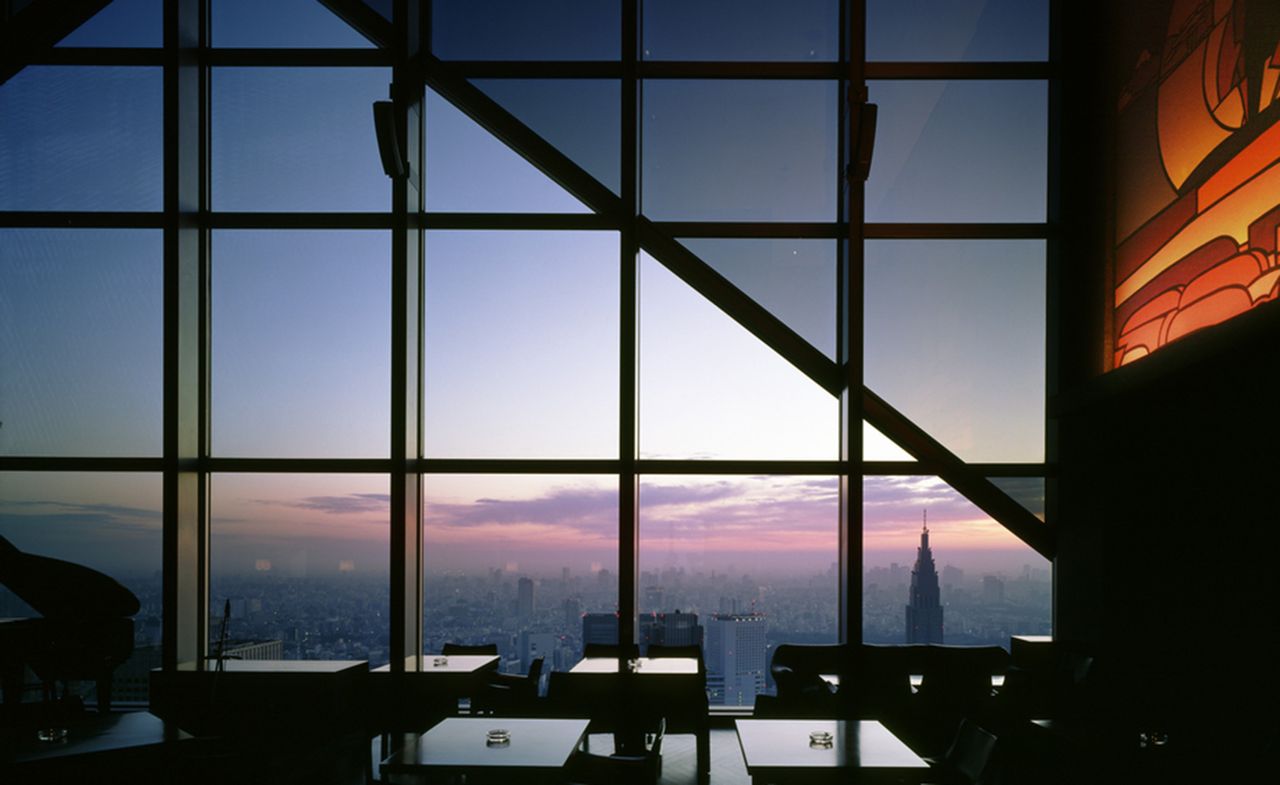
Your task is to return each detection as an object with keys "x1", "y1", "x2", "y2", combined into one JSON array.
[
  {"x1": 643, "y1": 585, "x2": 664, "y2": 611},
  {"x1": 983, "y1": 575, "x2": 1006, "y2": 604},
  {"x1": 906, "y1": 513, "x2": 944, "y2": 644},
  {"x1": 942, "y1": 564, "x2": 965, "y2": 592},
  {"x1": 561, "y1": 596, "x2": 581, "y2": 627},
  {"x1": 582, "y1": 612, "x2": 618, "y2": 645},
  {"x1": 518, "y1": 630, "x2": 555, "y2": 673},
  {"x1": 224, "y1": 639, "x2": 285, "y2": 660},
  {"x1": 655, "y1": 610, "x2": 702, "y2": 647},
  {"x1": 516, "y1": 577, "x2": 534, "y2": 617},
  {"x1": 705, "y1": 613, "x2": 767, "y2": 706}
]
